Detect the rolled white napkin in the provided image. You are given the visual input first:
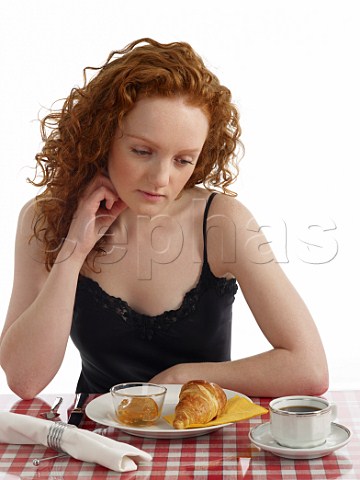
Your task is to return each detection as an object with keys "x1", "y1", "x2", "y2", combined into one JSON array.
[{"x1": 0, "y1": 412, "x2": 152, "y2": 472}]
